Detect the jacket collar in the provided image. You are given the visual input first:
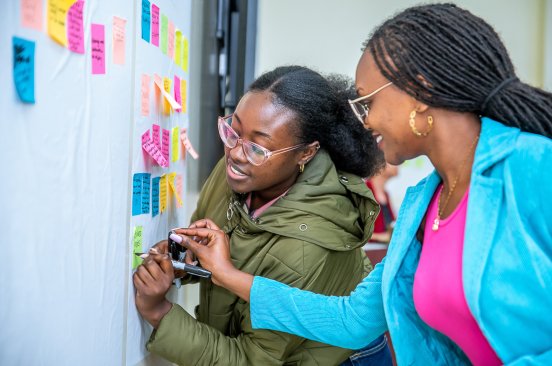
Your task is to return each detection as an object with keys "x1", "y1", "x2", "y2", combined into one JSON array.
[{"x1": 472, "y1": 117, "x2": 520, "y2": 174}]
